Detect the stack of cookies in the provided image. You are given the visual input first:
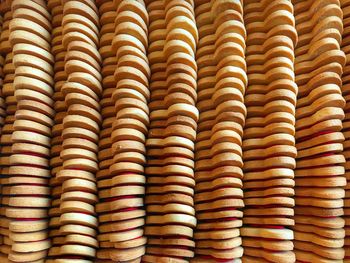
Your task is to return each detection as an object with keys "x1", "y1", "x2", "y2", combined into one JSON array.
[
  {"x1": 7, "y1": 0, "x2": 54, "y2": 262},
  {"x1": 95, "y1": 0, "x2": 149, "y2": 262},
  {"x1": 143, "y1": 0, "x2": 198, "y2": 262},
  {"x1": 0, "y1": 55, "x2": 15, "y2": 263},
  {"x1": 191, "y1": 0, "x2": 246, "y2": 261},
  {"x1": 144, "y1": 0, "x2": 179, "y2": 261},
  {"x1": 341, "y1": 0, "x2": 350, "y2": 260},
  {"x1": 241, "y1": 0, "x2": 297, "y2": 262},
  {"x1": 46, "y1": 0, "x2": 67, "y2": 259},
  {"x1": 57, "y1": 0, "x2": 101, "y2": 261},
  {"x1": 94, "y1": 0, "x2": 118, "y2": 262},
  {"x1": 293, "y1": 0, "x2": 347, "y2": 261},
  {"x1": 99, "y1": 0, "x2": 150, "y2": 261},
  {"x1": 0, "y1": 53, "x2": 6, "y2": 261},
  {"x1": 0, "y1": 14, "x2": 4, "y2": 257},
  {"x1": 0, "y1": 1, "x2": 348, "y2": 262},
  {"x1": 0, "y1": 1, "x2": 12, "y2": 259}
]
